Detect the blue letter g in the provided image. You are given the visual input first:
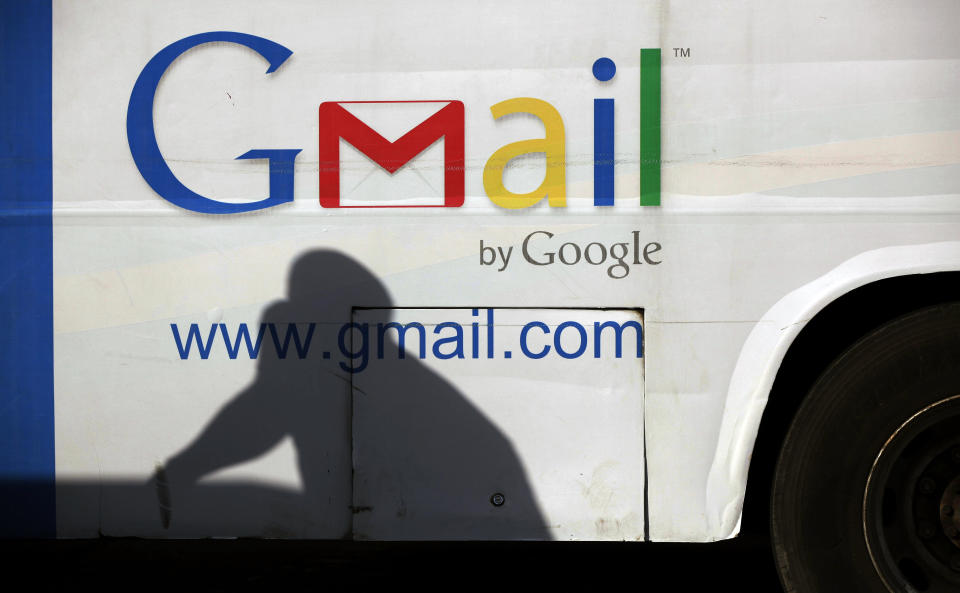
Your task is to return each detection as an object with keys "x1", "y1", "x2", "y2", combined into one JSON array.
[{"x1": 126, "y1": 32, "x2": 301, "y2": 214}]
